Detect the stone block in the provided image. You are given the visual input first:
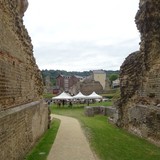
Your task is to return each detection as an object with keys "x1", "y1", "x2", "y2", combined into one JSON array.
[
  {"x1": 106, "y1": 106, "x2": 116, "y2": 117},
  {"x1": 84, "y1": 106, "x2": 94, "y2": 117},
  {"x1": 99, "y1": 106, "x2": 107, "y2": 115},
  {"x1": 93, "y1": 106, "x2": 100, "y2": 114}
]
